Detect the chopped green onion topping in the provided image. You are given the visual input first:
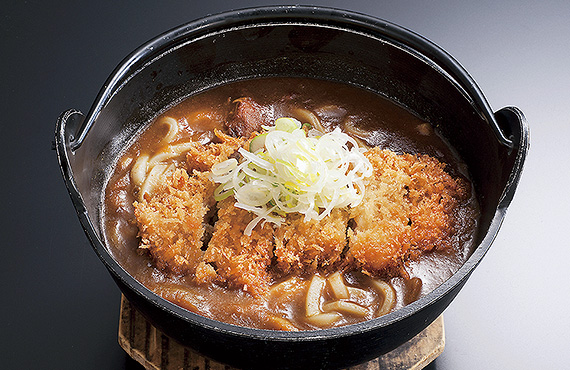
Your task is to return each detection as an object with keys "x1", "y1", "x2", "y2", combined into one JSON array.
[{"x1": 211, "y1": 117, "x2": 372, "y2": 235}]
